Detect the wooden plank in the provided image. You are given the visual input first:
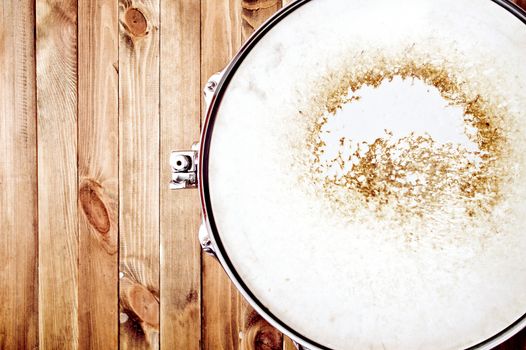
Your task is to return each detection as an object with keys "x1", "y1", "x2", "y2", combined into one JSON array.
[
  {"x1": 514, "y1": 0, "x2": 526, "y2": 11},
  {"x1": 36, "y1": 0, "x2": 79, "y2": 348},
  {"x1": 159, "y1": 1, "x2": 201, "y2": 349},
  {"x1": 496, "y1": 331, "x2": 526, "y2": 350},
  {"x1": 201, "y1": 1, "x2": 284, "y2": 349},
  {"x1": 0, "y1": 1, "x2": 38, "y2": 349},
  {"x1": 118, "y1": 0, "x2": 160, "y2": 348},
  {"x1": 201, "y1": 1, "x2": 242, "y2": 348},
  {"x1": 240, "y1": 306, "x2": 283, "y2": 350},
  {"x1": 241, "y1": 0, "x2": 281, "y2": 40},
  {"x1": 77, "y1": 0, "x2": 119, "y2": 348},
  {"x1": 283, "y1": 338, "x2": 297, "y2": 350}
]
